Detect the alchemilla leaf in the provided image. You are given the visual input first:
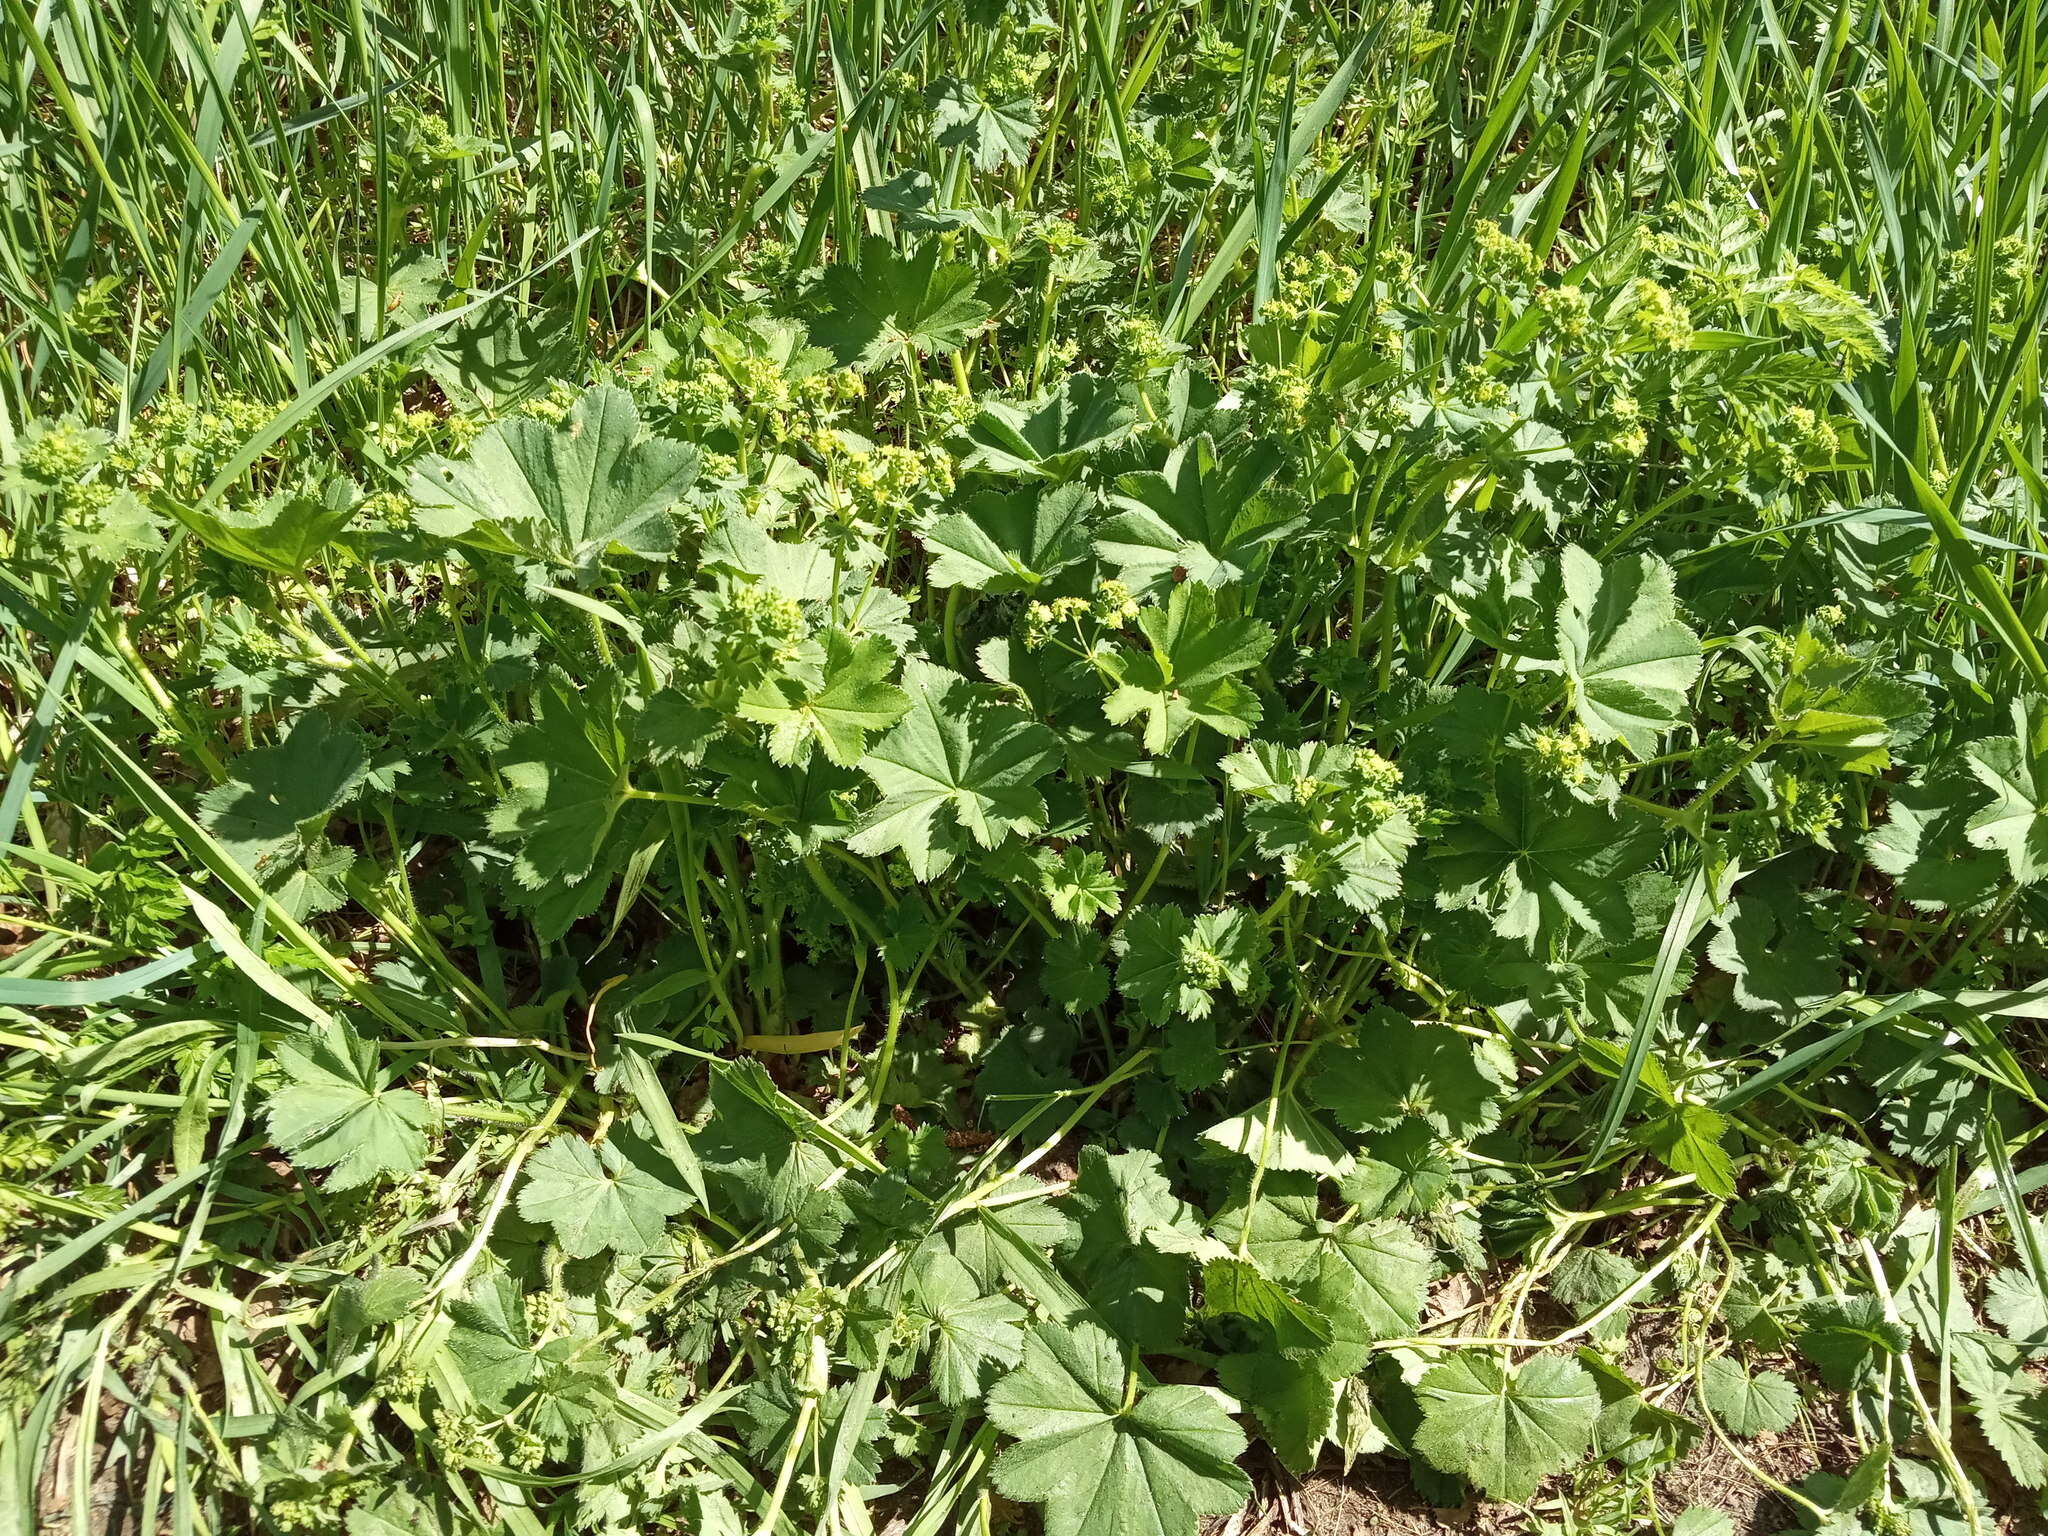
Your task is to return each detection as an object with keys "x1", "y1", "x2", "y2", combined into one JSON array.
[
  {"x1": 985, "y1": 1317, "x2": 1253, "y2": 1536},
  {"x1": 489, "y1": 672, "x2": 629, "y2": 888},
  {"x1": 1215, "y1": 1351, "x2": 1337, "y2": 1473},
  {"x1": 959, "y1": 374, "x2": 1138, "y2": 479},
  {"x1": 1964, "y1": 702, "x2": 2048, "y2": 884},
  {"x1": 1311, "y1": 1010, "x2": 1500, "y2": 1139},
  {"x1": 921, "y1": 483, "x2": 1095, "y2": 593},
  {"x1": 410, "y1": 384, "x2": 695, "y2": 572},
  {"x1": 736, "y1": 628, "x2": 912, "y2": 767},
  {"x1": 1412, "y1": 1352, "x2": 1601, "y2": 1503},
  {"x1": 517, "y1": 1131, "x2": 692, "y2": 1258},
  {"x1": 808, "y1": 237, "x2": 992, "y2": 371},
  {"x1": 1096, "y1": 435, "x2": 1290, "y2": 595},
  {"x1": 845, "y1": 660, "x2": 1061, "y2": 878},
  {"x1": 1794, "y1": 1294, "x2": 1907, "y2": 1390},
  {"x1": 907, "y1": 1249, "x2": 1027, "y2": 1407},
  {"x1": 1113, "y1": 905, "x2": 1263, "y2": 1023},
  {"x1": 1555, "y1": 544, "x2": 1702, "y2": 755},
  {"x1": 1212, "y1": 1178, "x2": 1431, "y2": 1367},
  {"x1": 1102, "y1": 583, "x2": 1274, "y2": 753},
  {"x1": 266, "y1": 1024, "x2": 428, "y2": 1190},
  {"x1": 200, "y1": 710, "x2": 372, "y2": 881},
  {"x1": 928, "y1": 77, "x2": 1039, "y2": 171},
  {"x1": 1698, "y1": 1357, "x2": 1799, "y2": 1438},
  {"x1": 1433, "y1": 767, "x2": 1657, "y2": 945}
]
